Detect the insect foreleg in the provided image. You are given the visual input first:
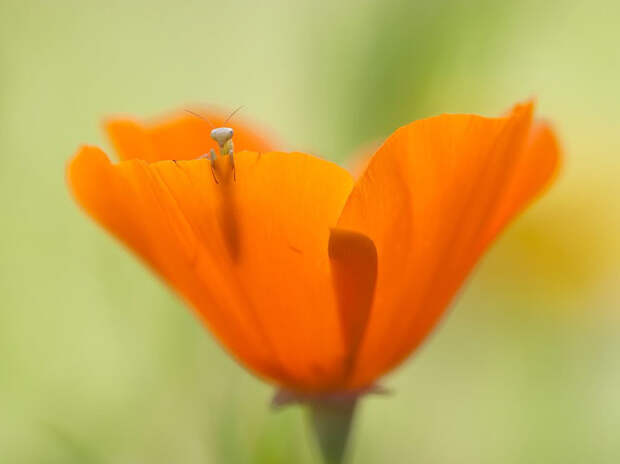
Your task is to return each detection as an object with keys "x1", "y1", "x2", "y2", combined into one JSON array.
[
  {"x1": 198, "y1": 148, "x2": 219, "y2": 184},
  {"x1": 230, "y1": 151, "x2": 236, "y2": 182},
  {"x1": 228, "y1": 140, "x2": 236, "y2": 181}
]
